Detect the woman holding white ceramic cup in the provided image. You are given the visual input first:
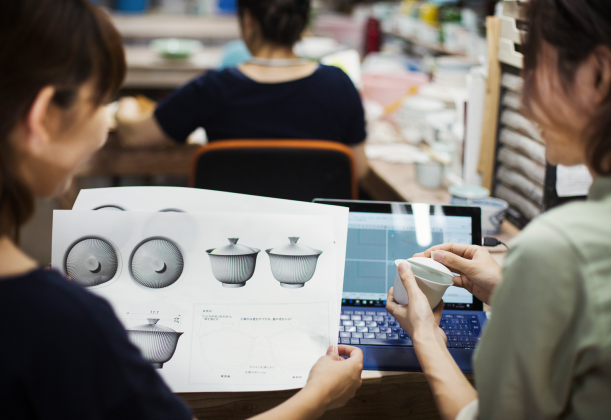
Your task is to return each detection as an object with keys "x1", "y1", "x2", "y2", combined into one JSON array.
[{"x1": 388, "y1": 0, "x2": 611, "y2": 419}]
